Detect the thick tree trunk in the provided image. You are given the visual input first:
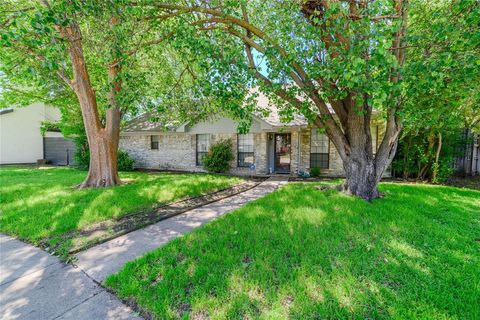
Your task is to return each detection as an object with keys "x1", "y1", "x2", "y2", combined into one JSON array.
[
  {"x1": 79, "y1": 131, "x2": 121, "y2": 188},
  {"x1": 342, "y1": 156, "x2": 380, "y2": 200},
  {"x1": 61, "y1": 21, "x2": 122, "y2": 188}
]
